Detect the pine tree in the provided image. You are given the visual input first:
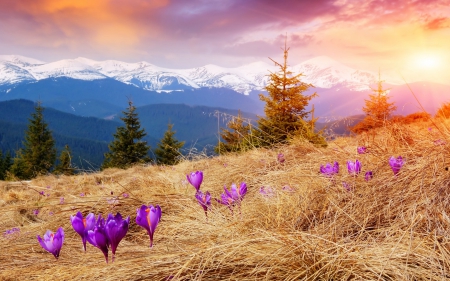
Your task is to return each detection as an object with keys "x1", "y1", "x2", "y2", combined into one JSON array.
[
  {"x1": 0, "y1": 151, "x2": 12, "y2": 180},
  {"x1": 54, "y1": 145, "x2": 75, "y2": 176},
  {"x1": 215, "y1": 110, "x2": 252, "y2": 154},
  {"x1": 352, "y1": 73, "x2": 397, "y2": 133},
  {"x1": 256, "y1": 44, "x2": 326, "y2": 147},
  {"x1": 103, "y1": 101, "x2": 151, "y2": 169},
  {"x1": 155, "y1": 123, "x2": 185, "y2": 165},
  {"x1": 10, "y1": 102, "x2": 56, "y2": 179}
]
